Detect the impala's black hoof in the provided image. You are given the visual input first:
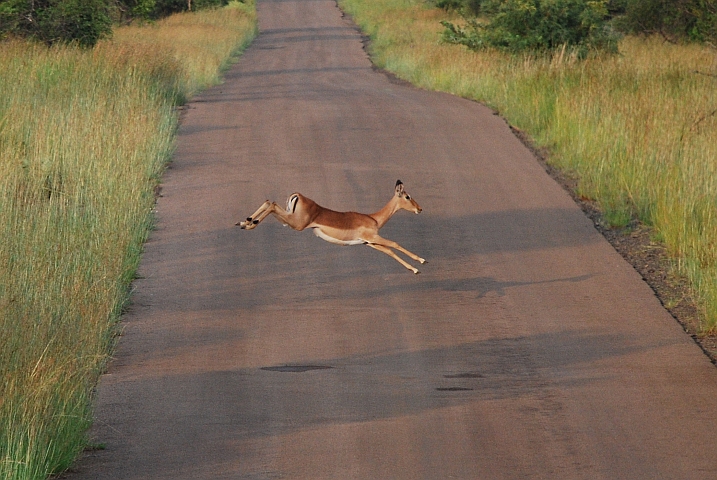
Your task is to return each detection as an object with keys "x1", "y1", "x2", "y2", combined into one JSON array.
[
  {"x1": 253, "y1": 219, "x2": 259, "y2": 224},
  {"x1": 247, "y1": 217, "x2": 252, "y2": 222}
]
